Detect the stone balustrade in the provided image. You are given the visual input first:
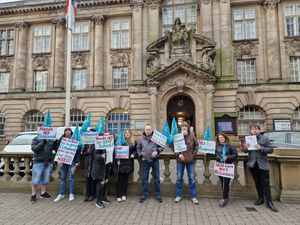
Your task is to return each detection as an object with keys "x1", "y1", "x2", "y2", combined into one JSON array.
[{"x1": 0, "y1": 149, "x2": 299, "y2": 203}]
